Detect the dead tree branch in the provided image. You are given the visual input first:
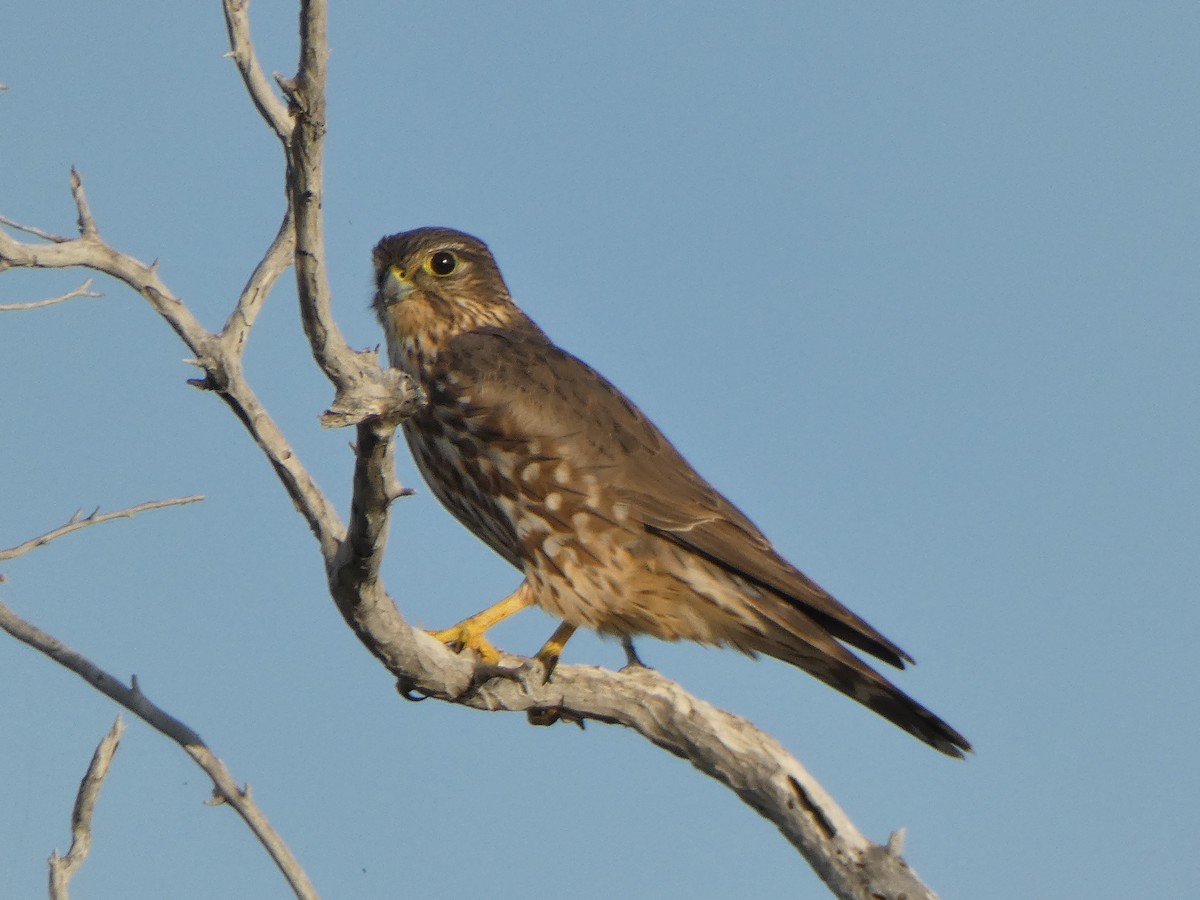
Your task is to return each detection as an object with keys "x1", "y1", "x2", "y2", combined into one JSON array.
[
  {"x1": 222, "y1": 0, "x2": 293, "y2": 143},
  {"x1": 0, "y1": 278, "x2": 102, "y2": 311},
  {"x1": 0, "y1": 599, "x2": 318, "y2": 900},
  {"x1": 48, "y1": 717, "x2": 125, "y2": 900},
  {"x1": 0, "y1": 497, "x2": 204, "y2": 562}
]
